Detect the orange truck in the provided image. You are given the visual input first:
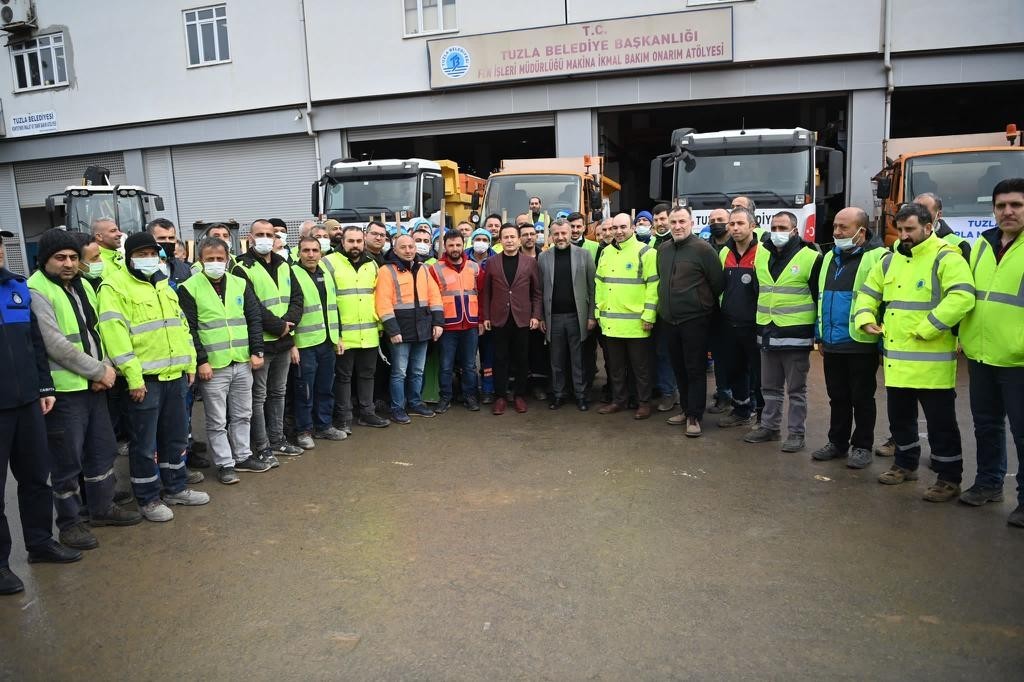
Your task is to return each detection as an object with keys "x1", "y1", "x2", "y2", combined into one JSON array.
[{"x1": 873, "y1": 126, "x2": 1024, "y2": 245}]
